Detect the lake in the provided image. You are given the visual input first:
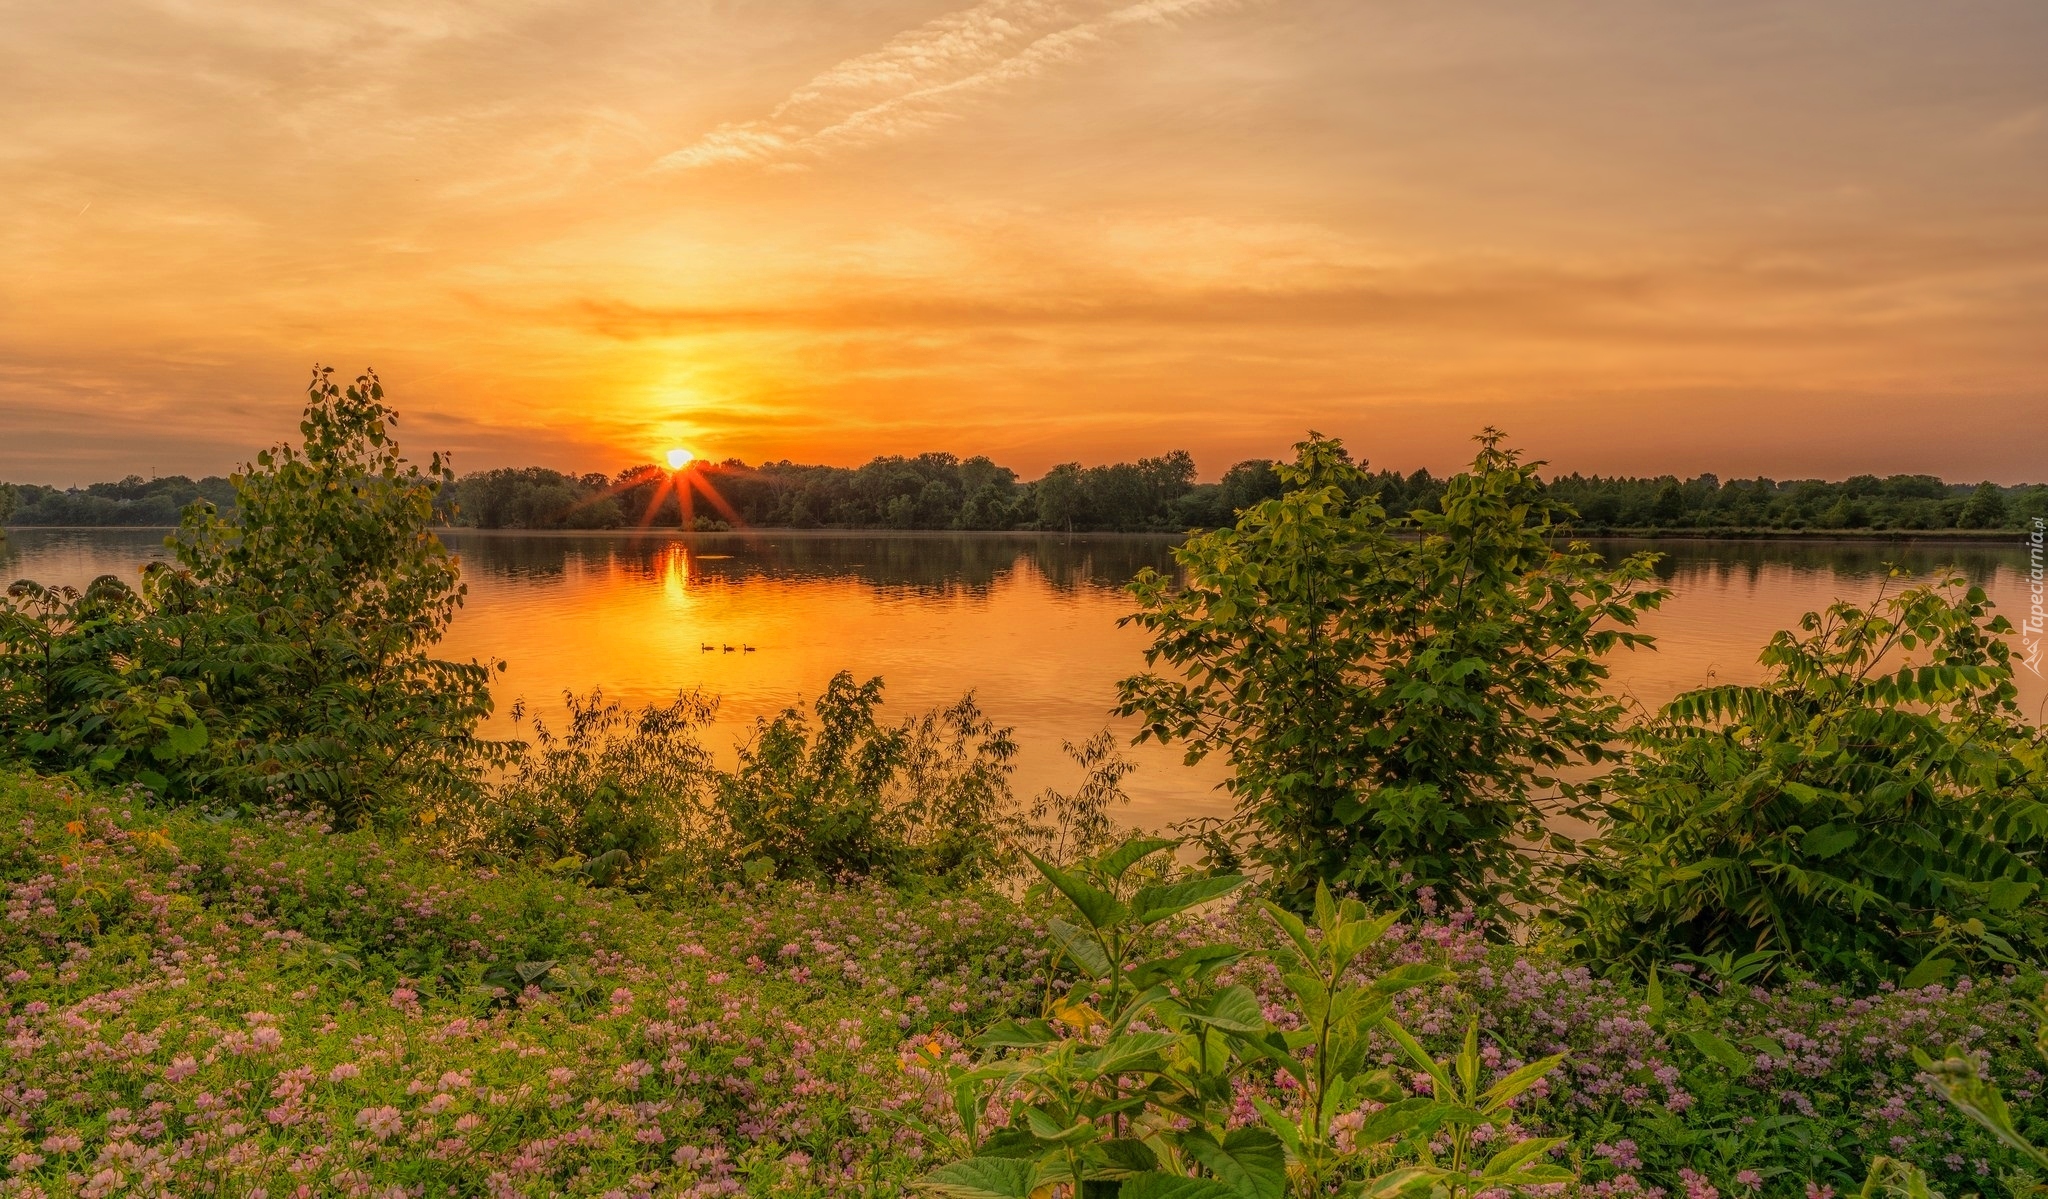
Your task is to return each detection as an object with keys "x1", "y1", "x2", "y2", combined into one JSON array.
[{"x1": 4, "y1": 528, "x2": 2042, "y2": 832}]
